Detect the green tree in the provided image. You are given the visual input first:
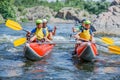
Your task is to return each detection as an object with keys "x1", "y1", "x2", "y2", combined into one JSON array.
[{"x1": 0, "y1": 0, "x2": 16, "y2": 19}]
